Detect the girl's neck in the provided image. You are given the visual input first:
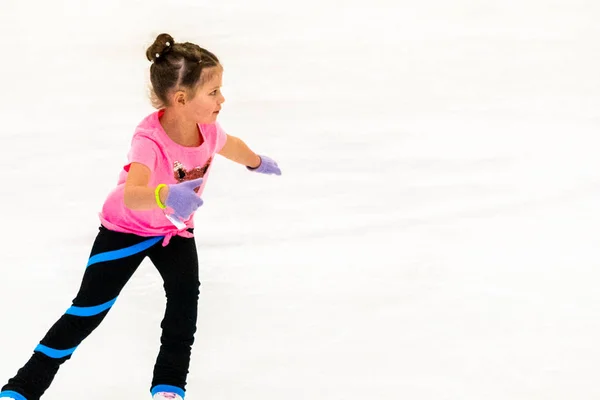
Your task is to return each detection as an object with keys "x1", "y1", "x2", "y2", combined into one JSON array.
[{"x1": 159, "y1": 109, "x2": 200, "y2": 147}]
